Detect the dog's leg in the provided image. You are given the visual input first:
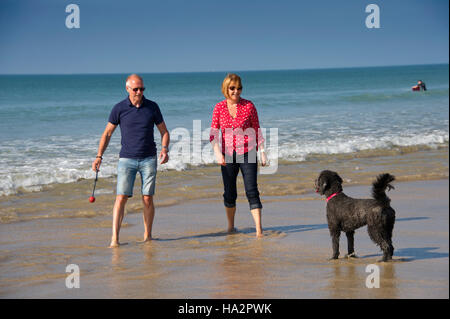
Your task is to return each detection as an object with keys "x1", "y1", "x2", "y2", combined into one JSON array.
[
  {"x1": 378, "y1": 209, "x2": 396, "y2": 261},
  {"x1": 345, "y1": 231, "x2": 357, "y2": 258},
  {"x1": 329, "y1": 229, "x2": 340, "y2": 260},
  {"x1": 367, "y1": 225, "x2": 389, "y2": 262},
  {"x1": 380, "y1": 241, "x2": 392, "y2": 262},
  {"x1": 386, "y1": 231, "x2": 394, "y2": 260},
  {"x1": 388, "y1": 245, "x2": 394, "y2": 260},
  {"x1": 386, "y1": 209, "x2": 395, "y2": 260},
  {"x1": 388, "y1": 242, "x2": 394, "y2": 259},
  {"x1": 381, "y1": 230, "x2": 394, "y2": 262},
  {"x1": 370, "y1": 227, "x2": 392, "y2": 262}
]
